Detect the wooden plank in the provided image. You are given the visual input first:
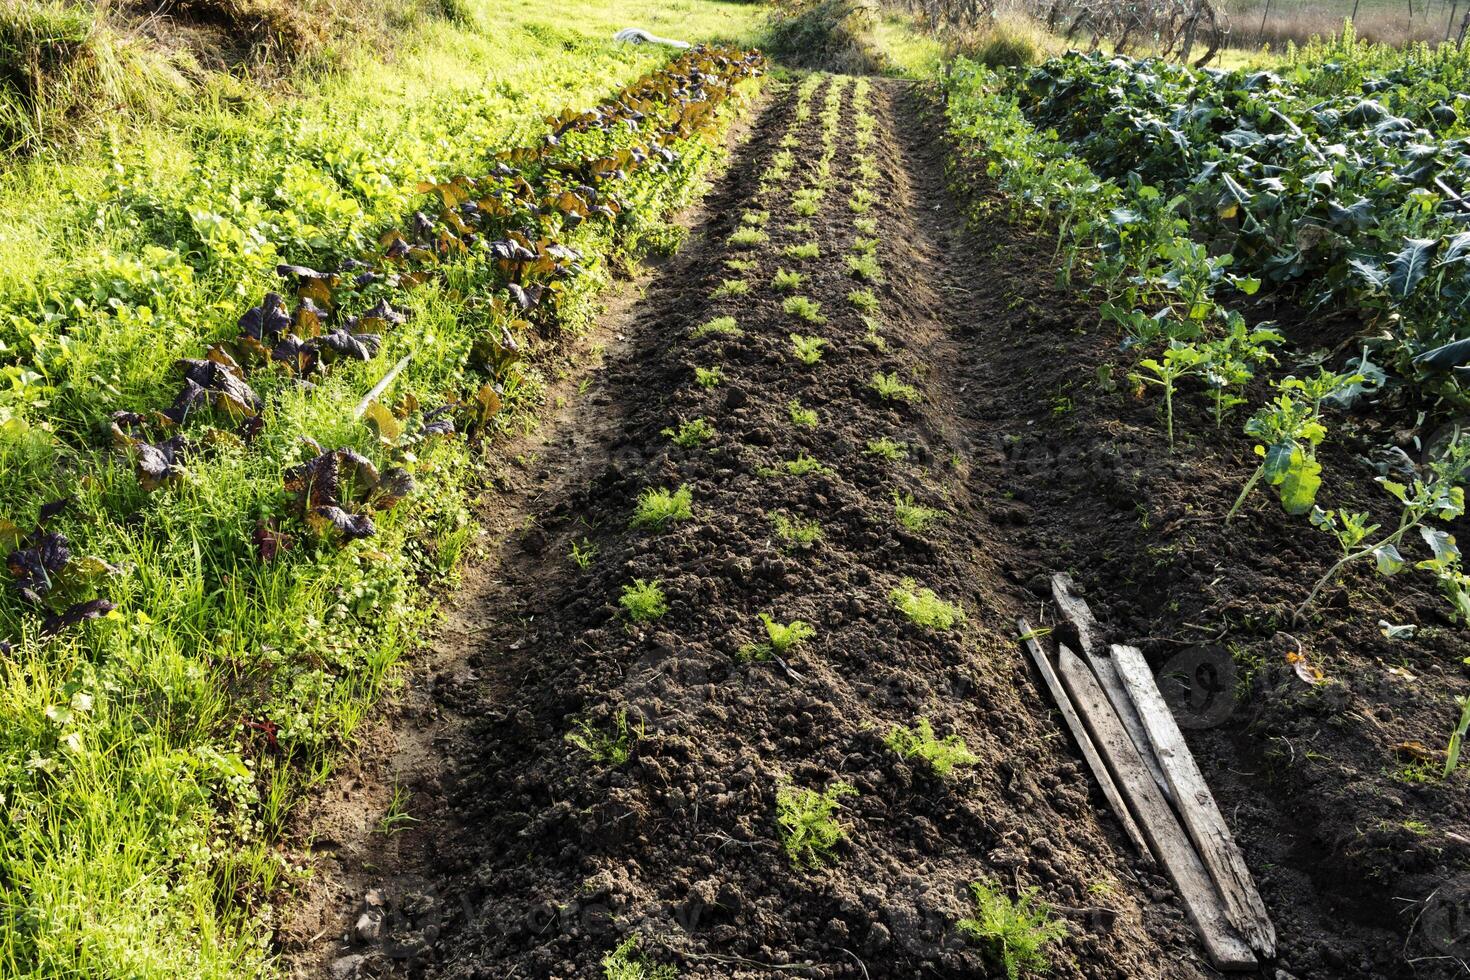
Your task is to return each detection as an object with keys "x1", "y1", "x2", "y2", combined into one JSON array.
[
  {"x1": 1112, "y1": 643, "x2": 1277, "y2": 959},
  {"x1": 1056, "y1": 644, "x2": 1258, "y2": 971},
  {"x1": 1051, "y1": 573, "x2": 1175, "y2": 805},
  {"x1": 1016, "y1": 619, "x2": 1149, "y2": 858}
]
